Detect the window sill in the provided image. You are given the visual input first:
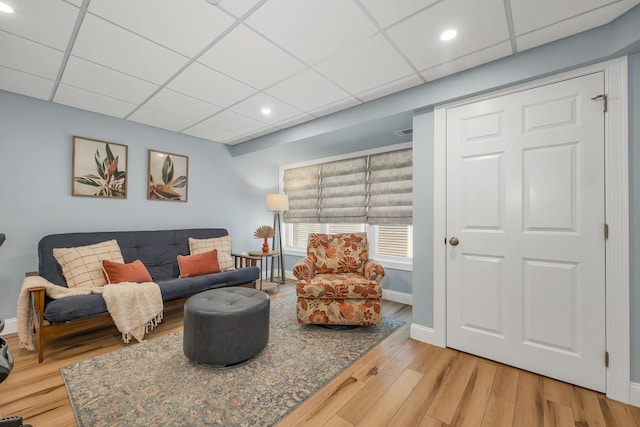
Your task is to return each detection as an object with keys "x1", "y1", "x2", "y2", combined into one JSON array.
[{"x1": 283, "y1": 248, "x2": 413, "y2": 272}]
